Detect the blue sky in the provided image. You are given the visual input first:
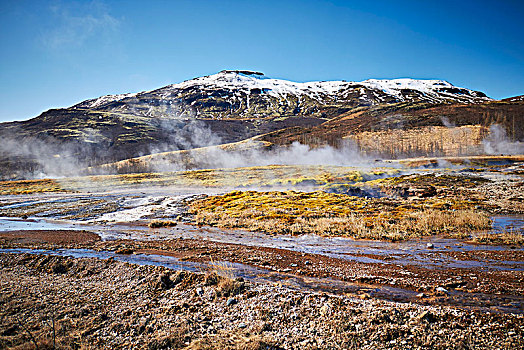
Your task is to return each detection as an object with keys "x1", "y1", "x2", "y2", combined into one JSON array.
[{"x1": 1, "y1": 0, "x2": 523, "y2": 122}]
